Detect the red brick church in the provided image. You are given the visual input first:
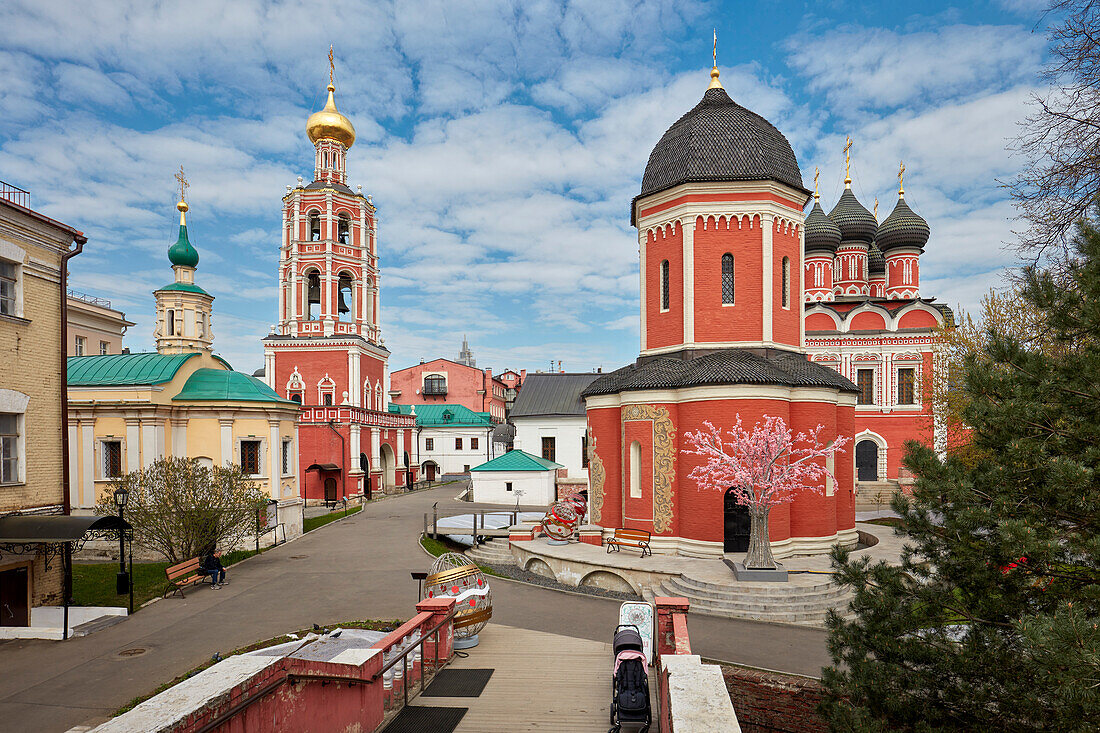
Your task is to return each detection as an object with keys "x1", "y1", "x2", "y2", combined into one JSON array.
[
  {"x1": 583, "y1": 65, "x2": 859, "y2": 558},
  {"x1": 262, "y1": 64, "x2": 416, "y2": 503}
]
